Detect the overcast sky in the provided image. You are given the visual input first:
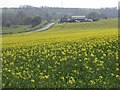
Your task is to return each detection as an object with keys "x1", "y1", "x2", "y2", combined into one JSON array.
[{"x1": 1, "y1": 0, "x2": 119, "y2": 8}]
